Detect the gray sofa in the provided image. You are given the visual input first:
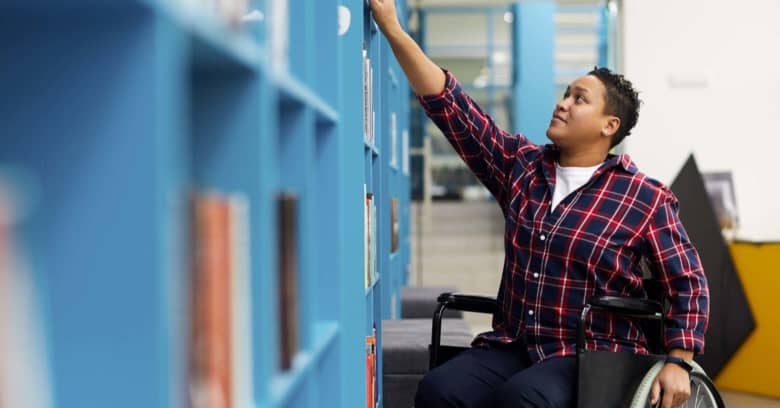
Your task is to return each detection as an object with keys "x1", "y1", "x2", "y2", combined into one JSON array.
[{"x1": 382, "y1": 286, "x2": 474, "y2": 408}]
